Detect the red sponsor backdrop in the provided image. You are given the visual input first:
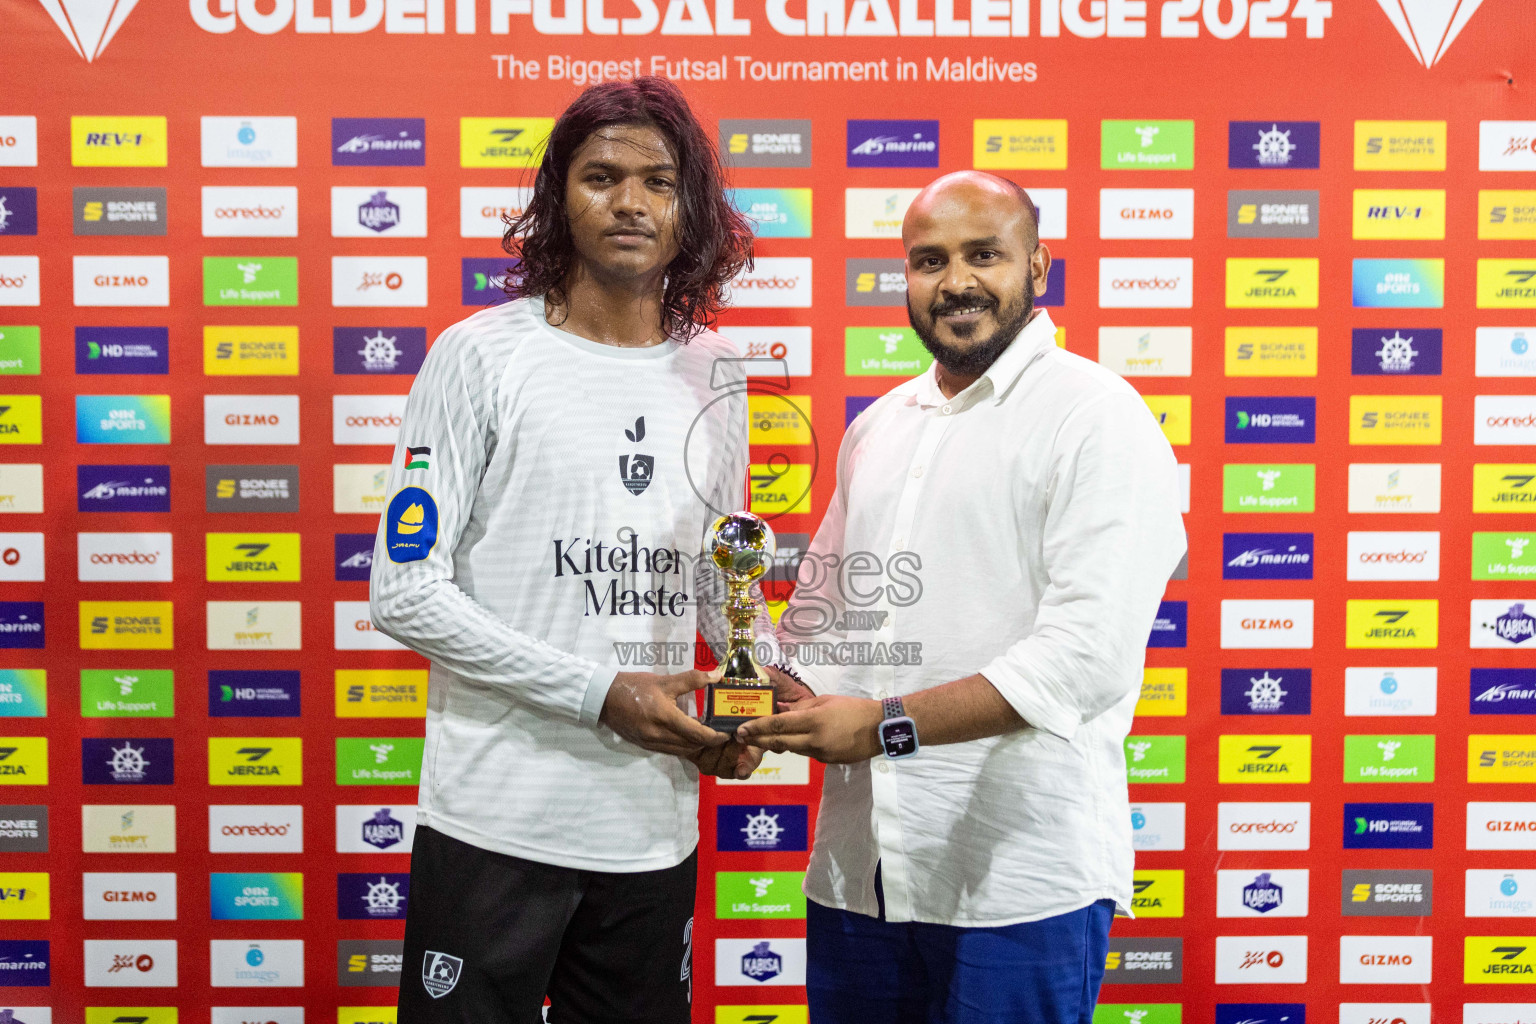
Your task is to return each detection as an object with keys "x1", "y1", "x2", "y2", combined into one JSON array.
[{"x1": 2, "y1": 0, "x2": 1535, "y2": 1019}]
